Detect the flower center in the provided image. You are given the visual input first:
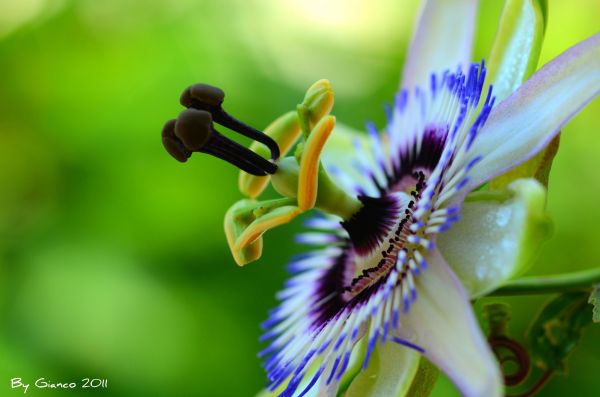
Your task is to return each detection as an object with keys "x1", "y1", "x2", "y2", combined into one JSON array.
[{"x1": 341, "y1": 171, "x2": 429, "y2": 299}]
